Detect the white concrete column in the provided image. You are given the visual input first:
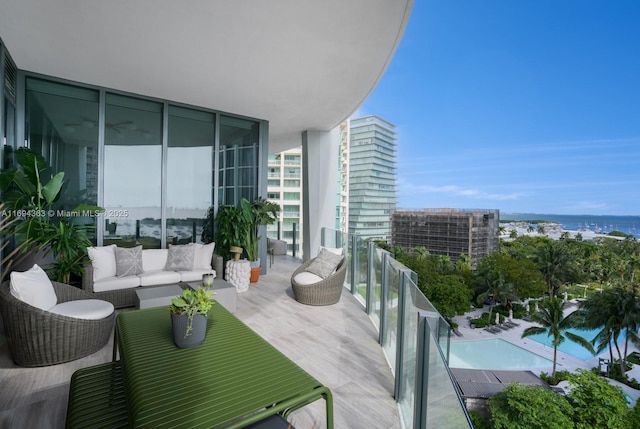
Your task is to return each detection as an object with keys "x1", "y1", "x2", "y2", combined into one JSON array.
[{"x1": 302, "y1": 129, "x2": 339, "y2": 261}]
